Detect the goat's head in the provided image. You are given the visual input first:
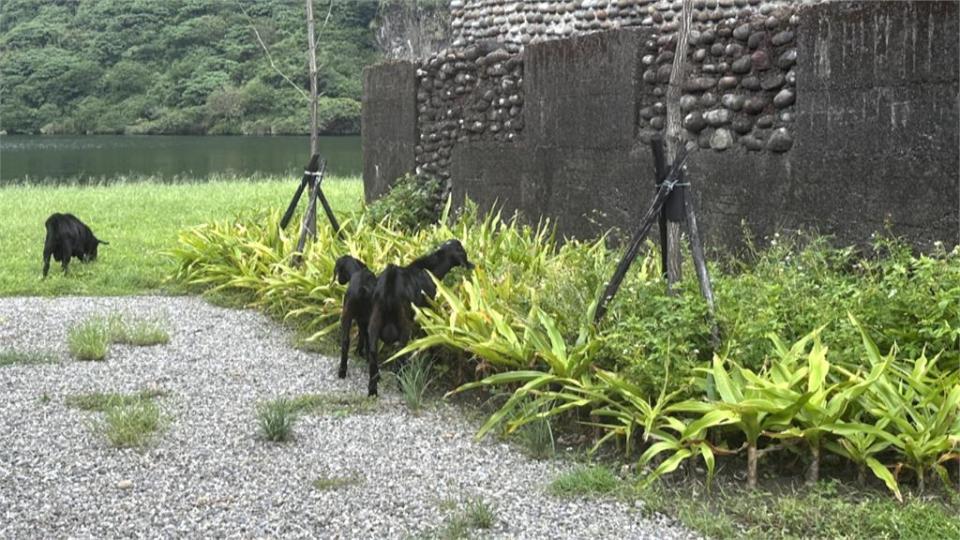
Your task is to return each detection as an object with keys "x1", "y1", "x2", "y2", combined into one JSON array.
[
  {"x1": 334, "y1": 255, "x2": 368, "y2": 285},
  {"x1": 439, "y1": 239, "x2": 474, "y2": 270}
]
